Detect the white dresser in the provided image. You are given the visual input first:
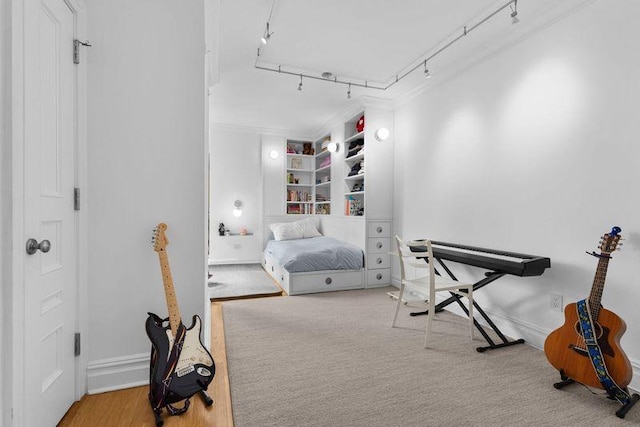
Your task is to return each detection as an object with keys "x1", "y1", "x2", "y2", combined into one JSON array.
[{"x1": 366, "y1": 220, "x2": 391, "y2": 287}]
